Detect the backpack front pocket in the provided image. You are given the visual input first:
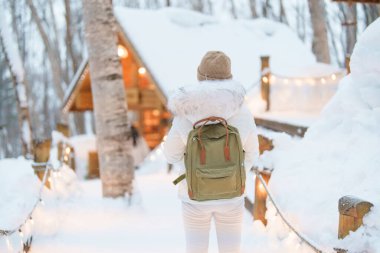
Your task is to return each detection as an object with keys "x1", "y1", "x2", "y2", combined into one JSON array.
[{"x1": 195, "y1": 165, "x2": 238, "y2": 198}]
